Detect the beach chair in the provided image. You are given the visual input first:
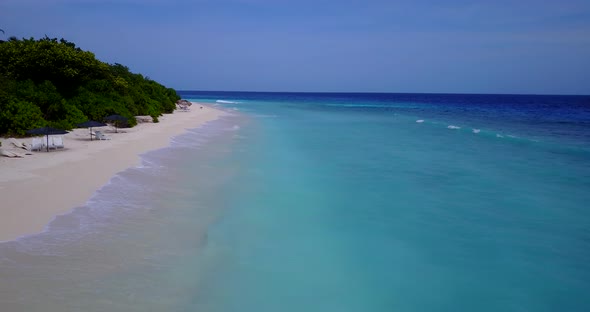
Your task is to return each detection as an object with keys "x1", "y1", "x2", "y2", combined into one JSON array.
[
  {"x1": 44, "y1": 136, "x2": 57, "y2": 150},
  {"x1": 0, "y1": 149, "x2": 24, "y2": 158},
  {"x1": 95, "y1": 131, "x2": 111, "y2": 140},
  {"x1": 52, "y1": 136, "x2": 65, "y2": 149},
  {"x1": 9, "y1": 138, "x2": 28, "y2": 150},
  {"x1": 30, "y1": 138, "x2": 43, "y2": 151}
]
